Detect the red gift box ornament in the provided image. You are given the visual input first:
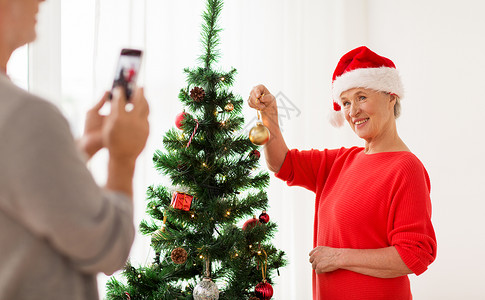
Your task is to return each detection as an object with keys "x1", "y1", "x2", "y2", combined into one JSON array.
[{"x1": 171, "y1": 192, "x2": 193, "y2": 211}]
